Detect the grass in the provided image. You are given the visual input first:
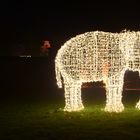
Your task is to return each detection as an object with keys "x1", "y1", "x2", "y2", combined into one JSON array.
[{"x1": 1, "y1": 98, "x2": 140, "y2": 140}]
